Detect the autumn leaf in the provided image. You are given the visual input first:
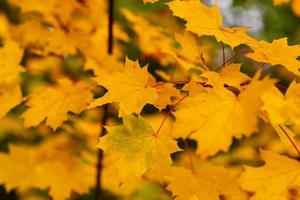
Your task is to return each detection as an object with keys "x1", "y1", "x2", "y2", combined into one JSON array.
[
  {"x1": 98, "y1": 115, "x2": 180, "y2": 181},
  {"x1": 220, "y1": 63, "x2": 250, "y2": 89},
  {"x1": 273, "y1": 0, "x2": 300, "y2": 17},
  {"x1": 167, "y1": 152, "x2": 246, "y2": 200},
  {"x1": 22, "y1": 79, "x2": 93, "y2": 130},
  {"x1": 247, "y1": 38, "x2": 300, "y2": 76},
  {"x1": 173, "y1": 71, "x2": 274, "y2": 157},
  {"x1": 261, "y1": 82, "x2": 300, "y2": 150},
  {"x1": 240, "y1": 150, "x2": 300, "y2": 200},
  {"x1": 143, "y1": 0, "x2": 159, "y2": 3},
  {"x1": 154, "y1": 83, "x2": 181, "y2": 111},
  {"x1": 262, "y1": 81, "x2": 300, "y2": 126},
  {"x1": 0, "y1": 135, "x2": 96, "y2": 200},
  {"x1": 0, "y1": 39, "x2": 24, "y2": 119},
  {"x1": 274, "y1": 0, "x2": 290, "y2": 5},
  {"x1": 167, "y1": 32, "x2": 210, "y2": 71},
  {"x1": 122, "y1": 10, "x2": 176, "y2": 65},
  {"x1": 167, "y1": 0, "x2": 254, "y2": 48},
  {"x1": 88, "y1": 58, "x2": 158, "y2": 116},
  {"x1": 271, "y1": 123, "x2": 297, "y2": 150},
  {"x1": 0, "y1": 40, "x2": 24, "y2": 85},
  {"x1": 89, "y1": 58, "x2": 180, "y2": 116},
  {"x1": 0, "y1": 84, "x2": 23, "y2": 119}
]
